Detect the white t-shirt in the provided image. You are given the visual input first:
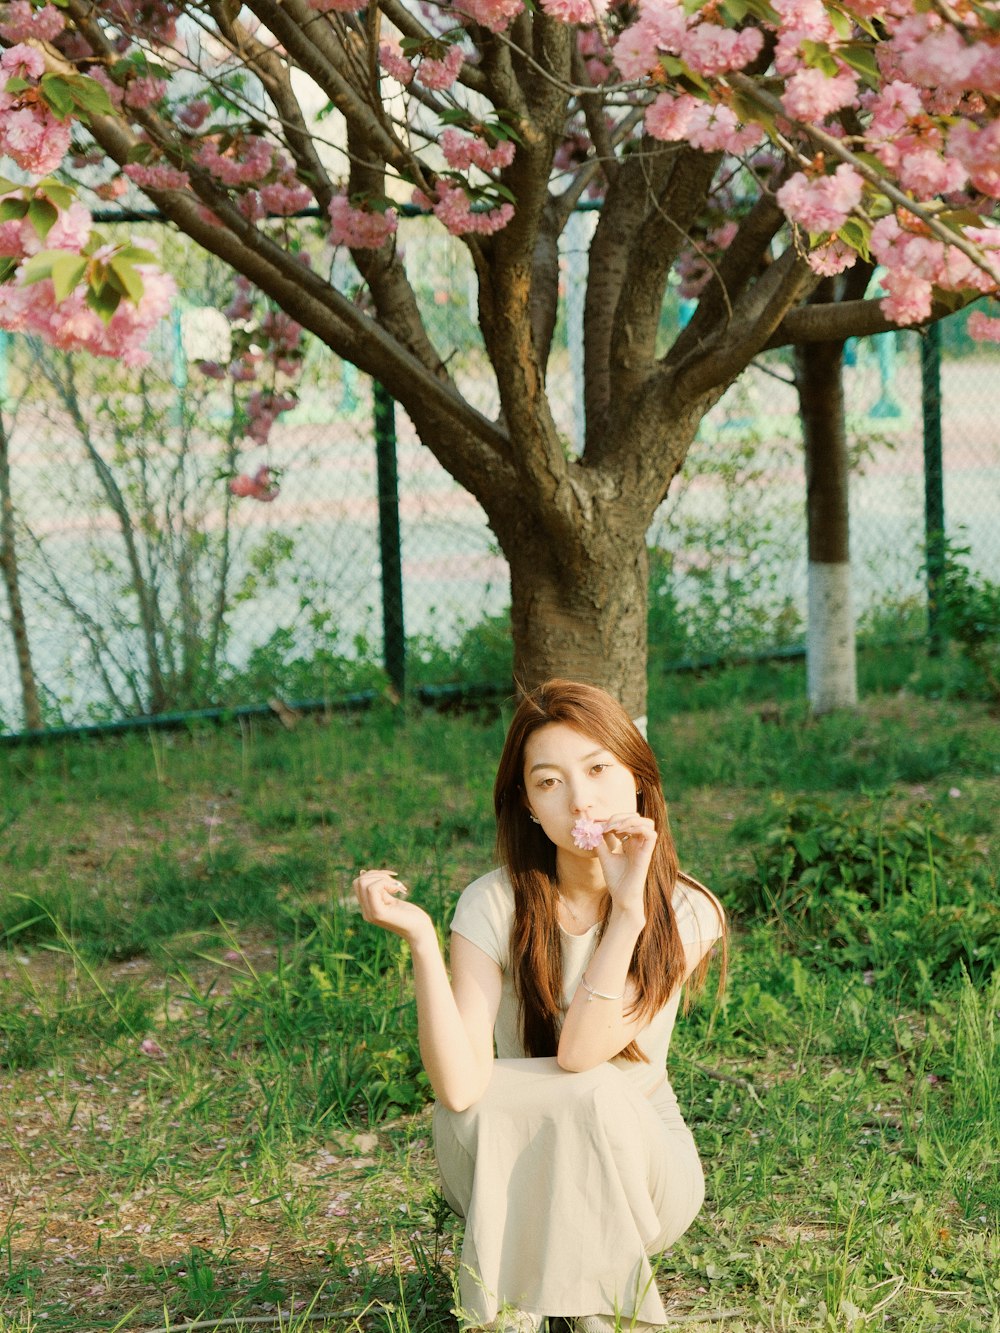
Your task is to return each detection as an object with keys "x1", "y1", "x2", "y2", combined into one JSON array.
[{"x1": 450, "y1": 868, "x2": 725, "y2": 1106}]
